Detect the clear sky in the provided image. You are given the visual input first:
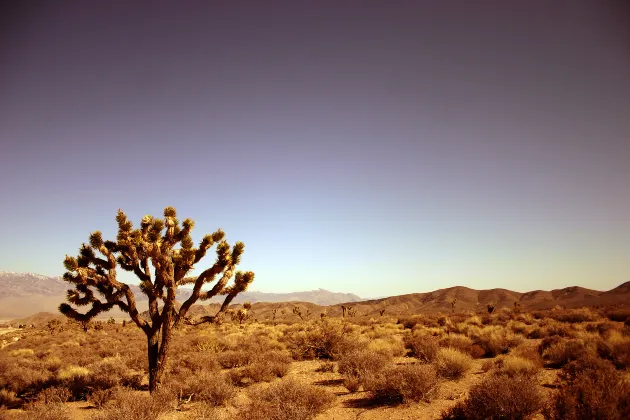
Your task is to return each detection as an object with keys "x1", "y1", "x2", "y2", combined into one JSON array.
[{"x1": 1, "y1": 1, "x2": 629, "y2": 297}]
